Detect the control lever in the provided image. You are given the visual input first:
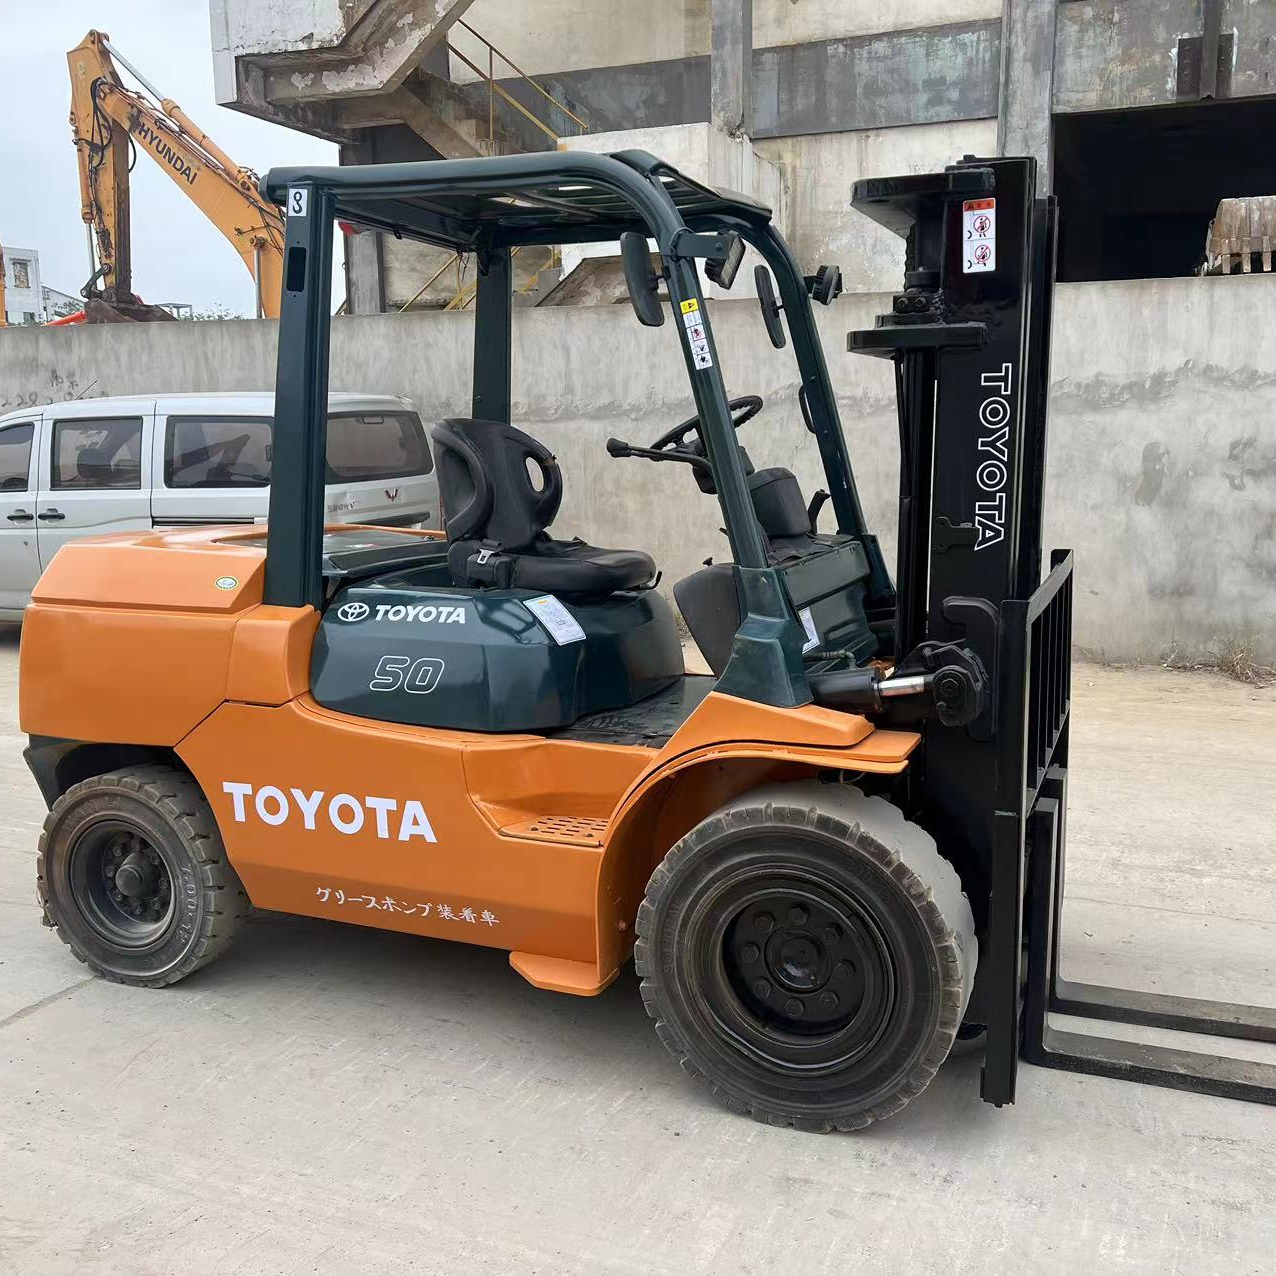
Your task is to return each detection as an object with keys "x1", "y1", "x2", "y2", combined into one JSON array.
[
  {"x1": 806, "y1": 488, "x2": 830, "y2": 531},
  {"x1": 606, "y1": 438, "x2": 713, "y2": 477}
]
